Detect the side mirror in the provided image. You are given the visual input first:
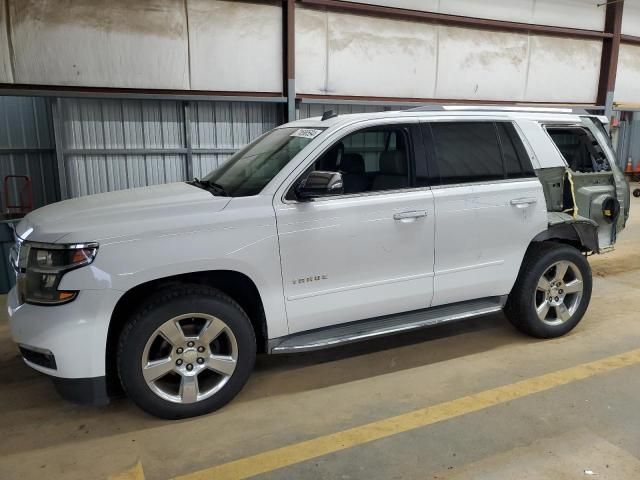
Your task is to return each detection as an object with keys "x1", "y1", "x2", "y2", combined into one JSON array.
[{"x1": 295, "y1": 171, "x2": 344, "y2": 200}]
